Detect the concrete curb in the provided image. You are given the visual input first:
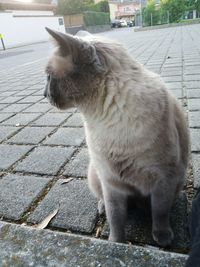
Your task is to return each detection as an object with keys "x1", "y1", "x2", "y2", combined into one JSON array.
[{"x1": 0, "y1": 222, "x2": 188, "y2": 267}]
